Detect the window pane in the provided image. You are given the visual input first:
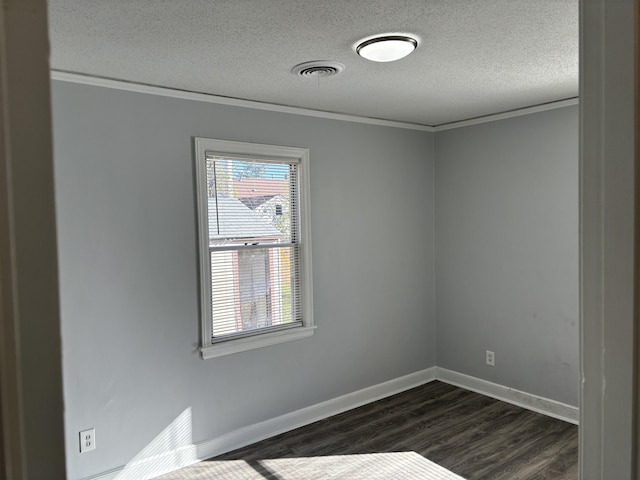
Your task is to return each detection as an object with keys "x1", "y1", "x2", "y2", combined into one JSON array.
[
  {"x1": 238, "y1": 249, "x2": 270, "y2": 330},
  {"x1": 210, "y1": 246, "x2": 300, "y2": 338},
  {"x1": 206, "y1": 157, "x2": 293, "y2": 244}
]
